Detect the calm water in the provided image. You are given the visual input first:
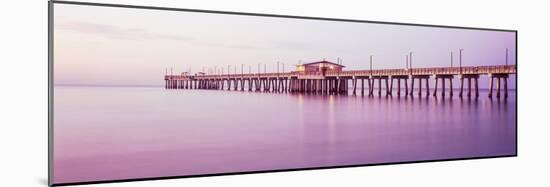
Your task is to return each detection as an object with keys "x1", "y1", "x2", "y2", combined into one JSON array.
[{"x1": 53, "y1": 86, "x2": 516, "y2": 184}]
